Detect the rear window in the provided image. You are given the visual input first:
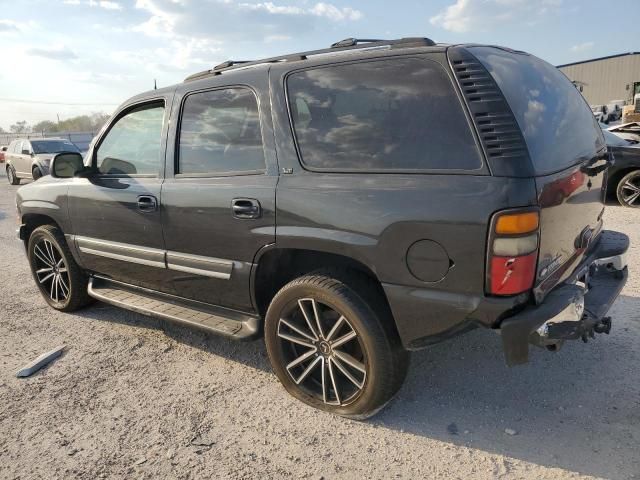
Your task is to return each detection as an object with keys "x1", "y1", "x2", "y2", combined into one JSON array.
[
  {"x1": 287, "y1": 57, "x2": 482, "y2": 171},
  {"x1": 471, "y1": 47, "x2": 605, "y2": 175}
]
